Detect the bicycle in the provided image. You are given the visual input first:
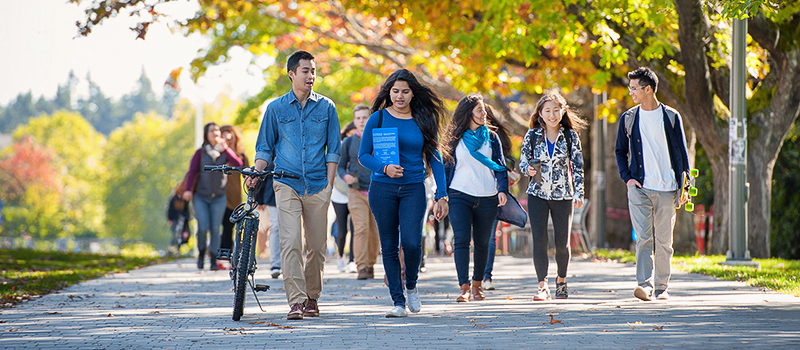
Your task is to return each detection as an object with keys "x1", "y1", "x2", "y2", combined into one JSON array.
[{"x1": 203, "y1": 165, "x2": 299, "y2": 321}]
